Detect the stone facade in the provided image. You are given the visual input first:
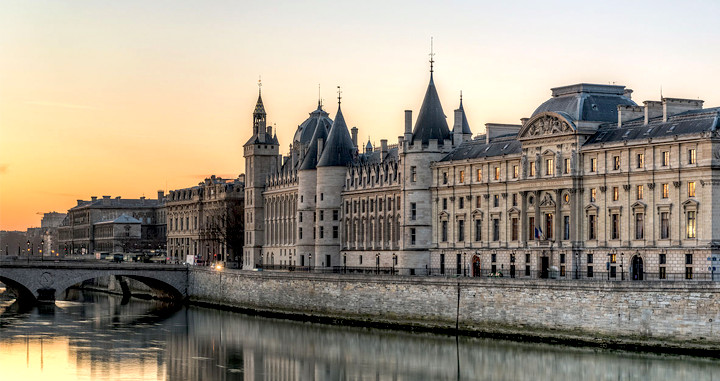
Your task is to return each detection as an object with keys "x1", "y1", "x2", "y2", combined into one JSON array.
[
  {"x1": 166, "y1": 175, "x2": 244, "y2": 266},
  {"x1": 58, "y1": 193, "x2": 166, "y2": 256}
]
